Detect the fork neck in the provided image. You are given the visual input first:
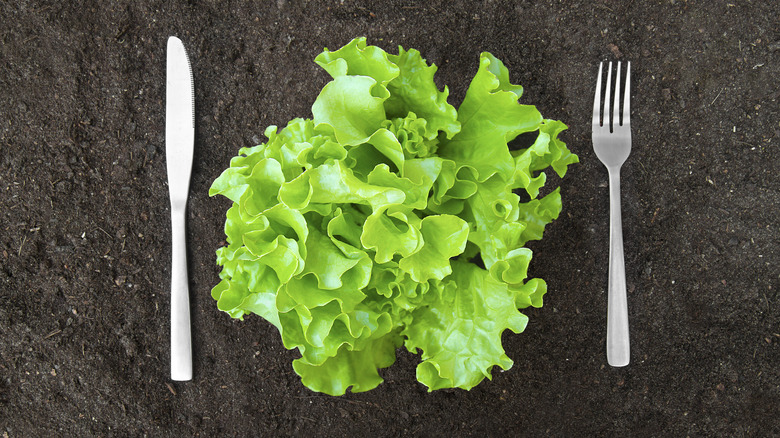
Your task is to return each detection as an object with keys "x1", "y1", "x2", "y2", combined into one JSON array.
[
  {"x1": 607, "y1": 167, "x2": 623, "y2": 236},
  {"x1": 607, "y1": 165, "x2": 622, "y2": 176},
  {"x1": 608, "y1": 166, "x2": 622, "y2": 195}
]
